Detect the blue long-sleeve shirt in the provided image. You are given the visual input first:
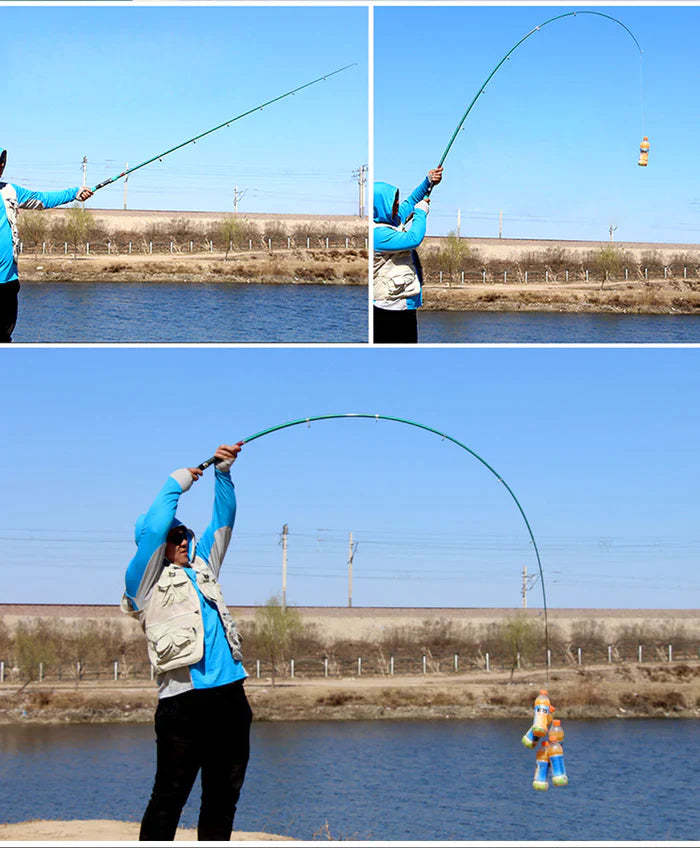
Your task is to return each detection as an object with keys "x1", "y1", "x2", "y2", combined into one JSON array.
[
  {"x1": 0, "y1": 183, "x2": 80, "y2": 284},
  {"x1": 373, "y1": 177, "x2": 431, "y2": 253},
  {"x1": 125, "y1": 467, "x2": 246, "y2": 693}
]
